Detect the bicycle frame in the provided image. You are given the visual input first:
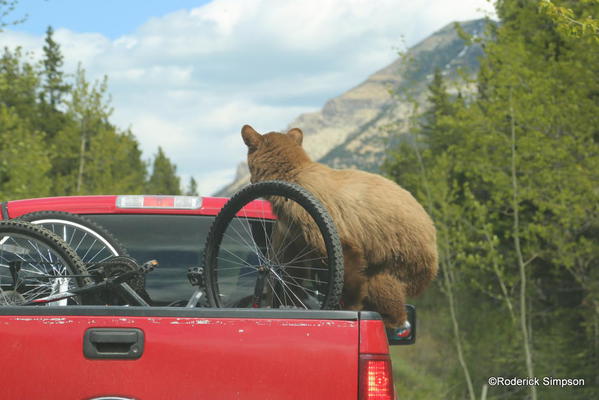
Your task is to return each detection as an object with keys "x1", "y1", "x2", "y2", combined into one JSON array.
[
  {"x1": 9, "y1": 259, "x2": 206, "y2": 308},
  {"x1": 19, "y1": 269, "x2": 150, "y2": 306}
]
